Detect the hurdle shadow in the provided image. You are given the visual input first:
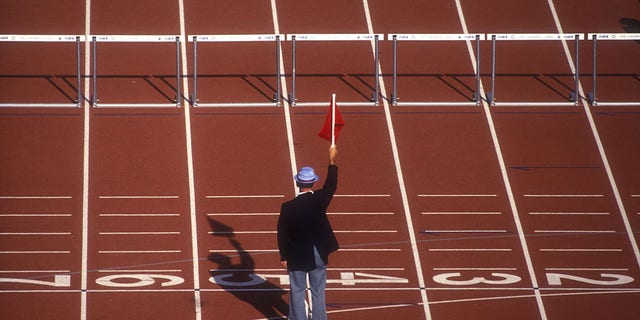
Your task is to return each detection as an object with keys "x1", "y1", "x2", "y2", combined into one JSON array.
[
  {"x1": 287, "y1": 73, "x2": 373, "y2": 102},
  {"x1": 207, "y1": 218, "x2": 288, "y2": 319},
  {"x1": 413, "y1": 73, "x2": 478, "y2": 101},
  {"x1": 482, "y1": 73, "x2": 578, "y2": 101},
  {"x1": 93, "y1": 74, "x2": 178, "y2": 103},
  {"x1": 176, "y1": 73, "x2": 278, "y2": 103},
  {"x1": 620, "y1": 18, "x2": 640, "y2": 44},
  {"x1": 357, "y1": 72, "x2": 479, "y2": 102},
  {"x1": 0, "y1": 74, "x2": 82, "y2": 103}
]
